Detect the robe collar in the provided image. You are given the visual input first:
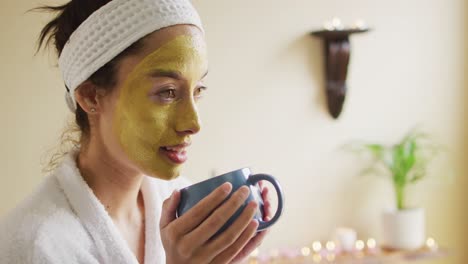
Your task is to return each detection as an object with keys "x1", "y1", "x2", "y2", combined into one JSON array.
[{"x1": 55, "y1": 150, "x2": 163, "y2": 264}]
